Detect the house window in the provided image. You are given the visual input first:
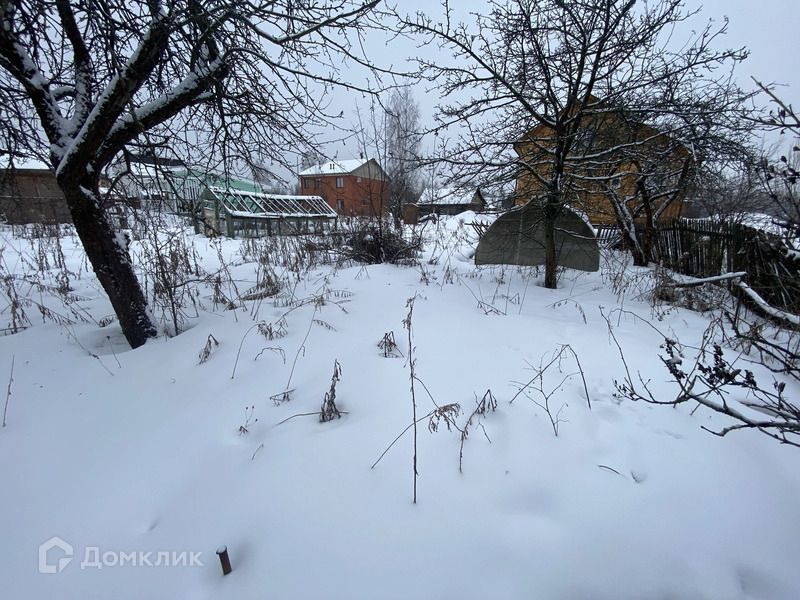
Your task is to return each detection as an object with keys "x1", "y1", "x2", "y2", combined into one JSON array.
[
  {"x1": 304, "y1": 178, "x2": 311, "y2": 188},
  {"x1": 336, "y1": 198, "x2": 345, "y2": 212},
  {"x1": 315, "y1": 178, "x2": 321, "y2": 189},
  {"x1": 335, "y1": 176, "x2": 344, "y2": 189}
]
